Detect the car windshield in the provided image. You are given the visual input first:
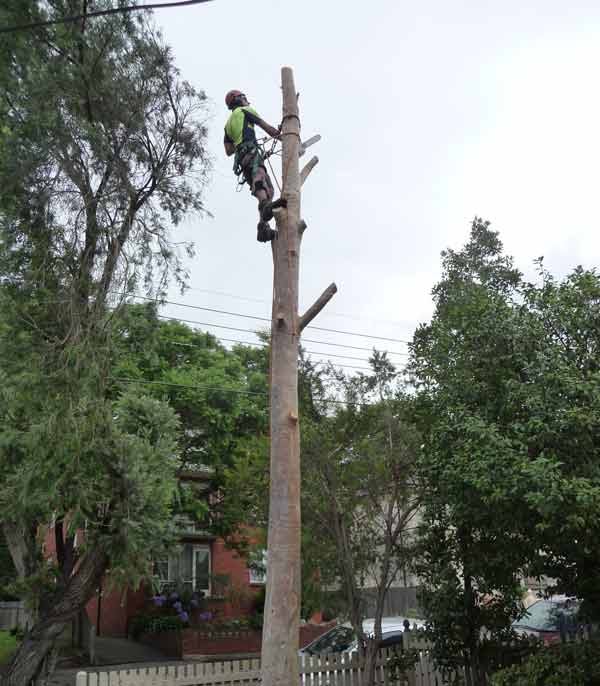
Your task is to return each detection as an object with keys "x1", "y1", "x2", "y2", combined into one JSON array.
[
  {"x1": 515, "y1": 600, "x2": 577, "y2": 631},
  {"x1": 305, "y1": 626, "x2": 356, "y2": 655}
]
